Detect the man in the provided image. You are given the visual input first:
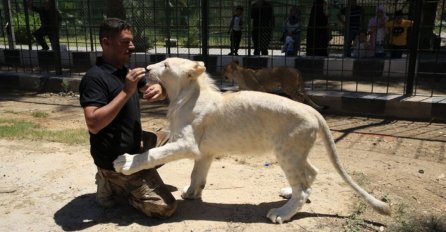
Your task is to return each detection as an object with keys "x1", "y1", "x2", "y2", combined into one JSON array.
[
  {"x1": 251, "y1": 0, "x2": 274, "y2": 55},
  {"x1": 79, "y1": 18, "x2": 176, "y2": 218},
  {"x1": 27, "y1": 0, "x2": 61, "y2": 51},
  {"x1": 337, "y1": 0, "x2": 364, "y2": 57}
]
